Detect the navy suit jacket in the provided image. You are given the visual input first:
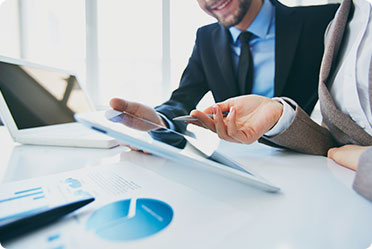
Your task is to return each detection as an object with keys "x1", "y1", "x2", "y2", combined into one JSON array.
[{"x1": 153, "y1": 0, "x2": 339, "y2": 148}]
